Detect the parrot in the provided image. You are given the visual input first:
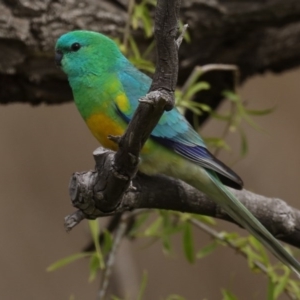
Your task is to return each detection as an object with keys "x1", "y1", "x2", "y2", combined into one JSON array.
[{"x1": 55, "y1": 30, "x2": 300, "y2": 276}]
